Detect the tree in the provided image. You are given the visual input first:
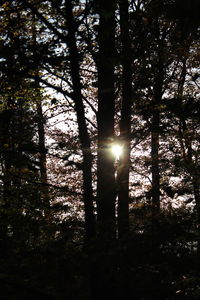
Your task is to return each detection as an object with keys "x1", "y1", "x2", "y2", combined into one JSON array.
[
  {"x1": 95, "y1": 0, "x2": 116, "y2": 239},
  {"x1": 1, "y1": 0, "x2": 200, "y2": 298},
  {"x1": 117, "y1": 0, "x2": 132, "y2": 238},
  {"x1": 0, "y1": 1, "x2": 42, "y2": 250}
]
